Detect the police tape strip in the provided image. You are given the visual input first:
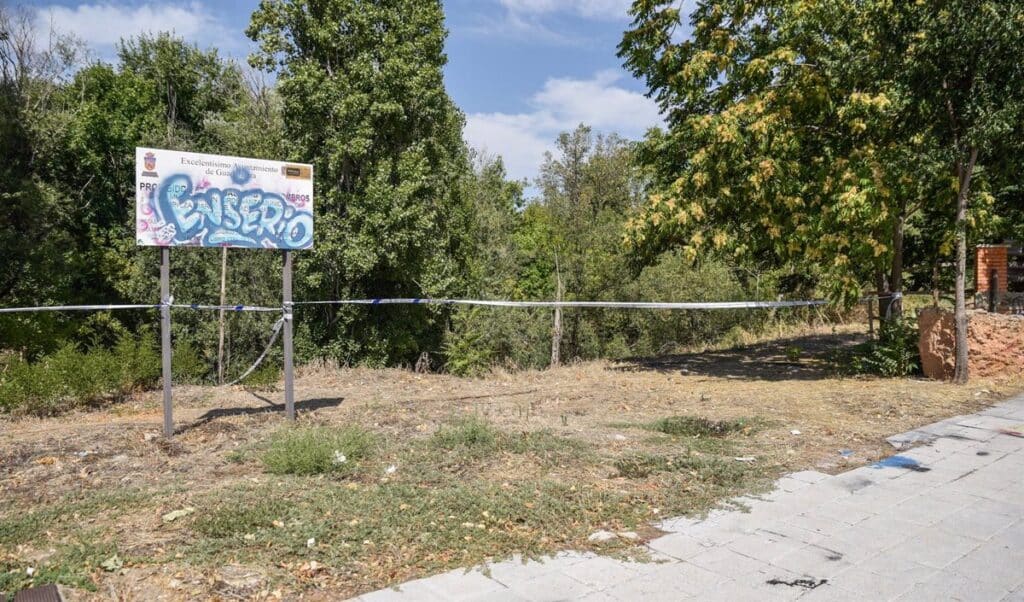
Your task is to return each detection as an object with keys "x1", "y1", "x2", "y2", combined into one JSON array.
[
  {"x1": 170, "y1": 304, "x2": 281, "y2": 313},
  {"x1": 0, "y1": 292, "x2": 901, "y2": 315},
  {"x1": 293, "y1": 298, "x2": 833, "y2": 310},
  {"x1": 0, "y1": 304, "x2": 162, "y2": 314},
  {"x1": 0, "y1": 303, "x2": 281, "y2": 314},
  {"x1": 225, "y1": 317, "x2": 286, "y2": 387}
]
